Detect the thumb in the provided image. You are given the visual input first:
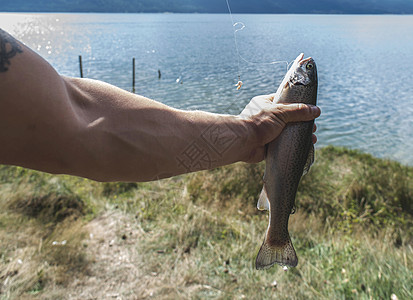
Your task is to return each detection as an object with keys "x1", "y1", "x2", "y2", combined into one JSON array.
[{"x1": 273, "y1": 103, "x2": 321, "y2": 123}]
